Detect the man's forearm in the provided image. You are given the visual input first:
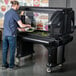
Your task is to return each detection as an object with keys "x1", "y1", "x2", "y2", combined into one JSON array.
[
  {"x1": 17, "y1": 20, "x2": 31, "y2": 28},
  {"x1": 17, "y1": 20, "x2": 25, "y2": 28}
]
